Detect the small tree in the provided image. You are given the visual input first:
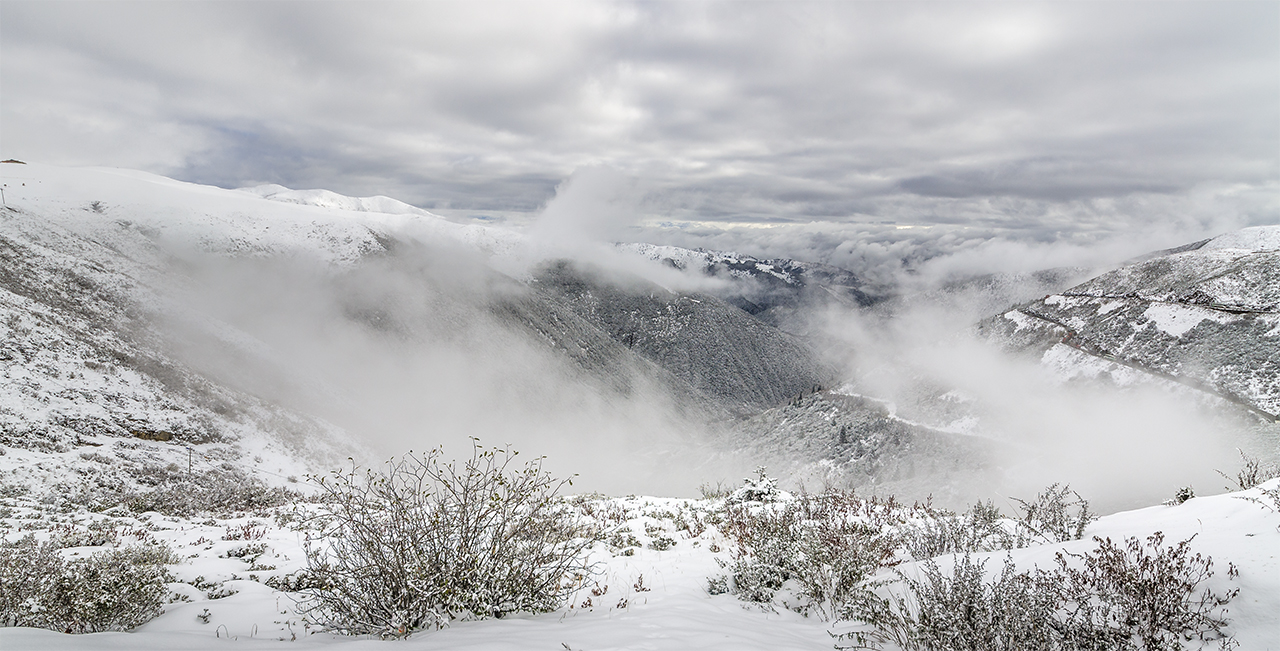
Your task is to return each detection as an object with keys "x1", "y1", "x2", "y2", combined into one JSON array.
[{"x1": 301, "y1": 441, "x2": 594, "y2": 637}]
